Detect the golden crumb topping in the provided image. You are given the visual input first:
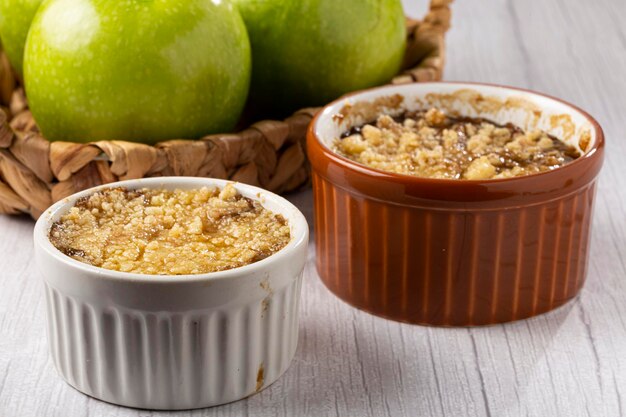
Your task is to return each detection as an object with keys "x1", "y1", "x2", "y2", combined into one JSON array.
[
  {"x1": 49, "y1": 185, "x2": 291, "y2": 275},
  {"x1": 334, "y1": 108, "x2": 580, "y2": 180}
]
